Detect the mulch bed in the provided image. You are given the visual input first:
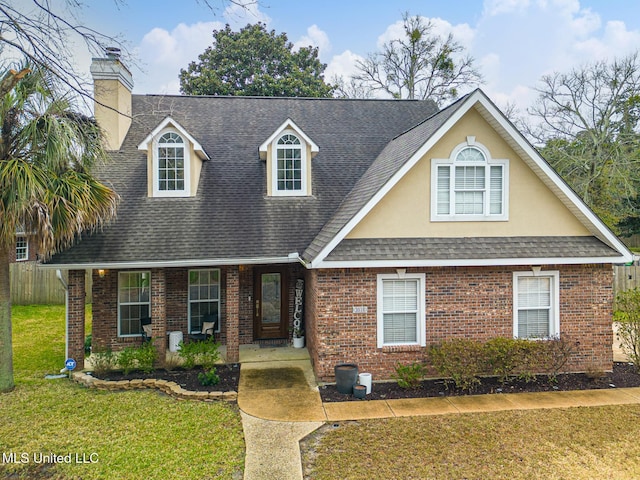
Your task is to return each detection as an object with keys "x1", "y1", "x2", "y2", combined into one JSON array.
[
  {"x1": 320, "y1": 362, "x2": 640, "y2": 402},
  {"x1": 93, "y1": 362, "x2": 640, "y2": 401},
  {"x1": 94, "y1": 363, "x2": 241, "y2": 392}
]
